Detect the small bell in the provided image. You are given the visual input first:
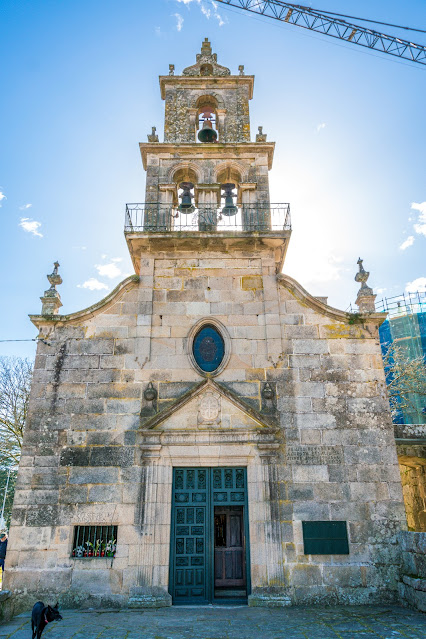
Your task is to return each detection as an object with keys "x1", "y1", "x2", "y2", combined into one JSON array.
[
  {"x1": 198, "y1": 118, "x2": 218, "y2": 143},
  {"x1": 221, "y1": 183, "x2": 237, "y2": 216},
  {"x1": 178, "y1": 182, "x2": 195, "y2": 213}
]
